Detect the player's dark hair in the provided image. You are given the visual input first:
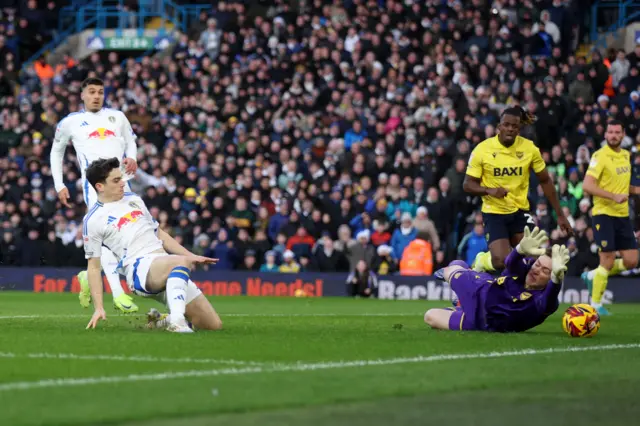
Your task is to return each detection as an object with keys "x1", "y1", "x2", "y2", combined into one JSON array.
[
  {"x1": 607, "y1": 119, "x2": 625, "y2": 129},
  {"x1": 81, "y1": 77, "x2": 104, "y2": 90},
  {"x1": 501, "y1": 106, "x2": 536, "y2": 125},
  {"x1": 86, "y1": 157, "x2": 120, "y2": 189}
]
